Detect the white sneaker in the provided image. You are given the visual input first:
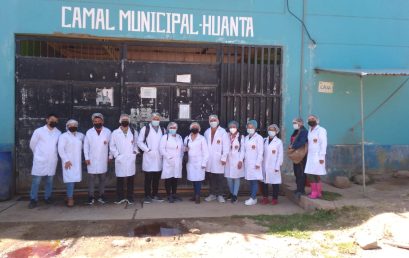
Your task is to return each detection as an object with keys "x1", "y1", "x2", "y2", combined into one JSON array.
[
  {"x1": 244, "y1": 198, "x2": 257, "y2": 206},
  {"x1": 217, "y1": 195, "x2": 226, "y2": 203},
  {"x1": 205, "y1": 194, "x2": 217, "y2": 202}
]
